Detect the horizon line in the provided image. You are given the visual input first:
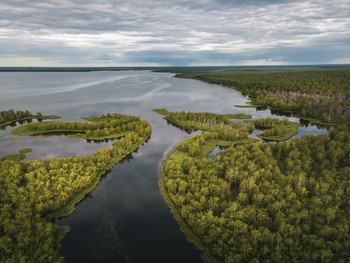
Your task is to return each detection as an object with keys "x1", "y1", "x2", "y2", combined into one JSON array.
[{"x1": 1, "y1": 64, "x2": 350, "y2": 69}]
